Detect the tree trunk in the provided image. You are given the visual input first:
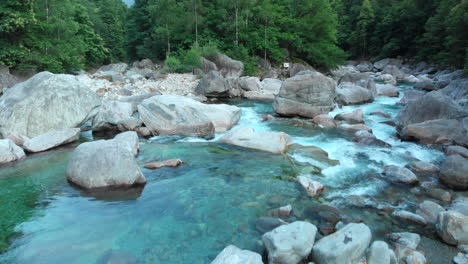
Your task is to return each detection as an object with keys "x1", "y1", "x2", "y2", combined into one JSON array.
[{"x1": 235, "y1": 1, "x2": 239, "y2": 47}]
